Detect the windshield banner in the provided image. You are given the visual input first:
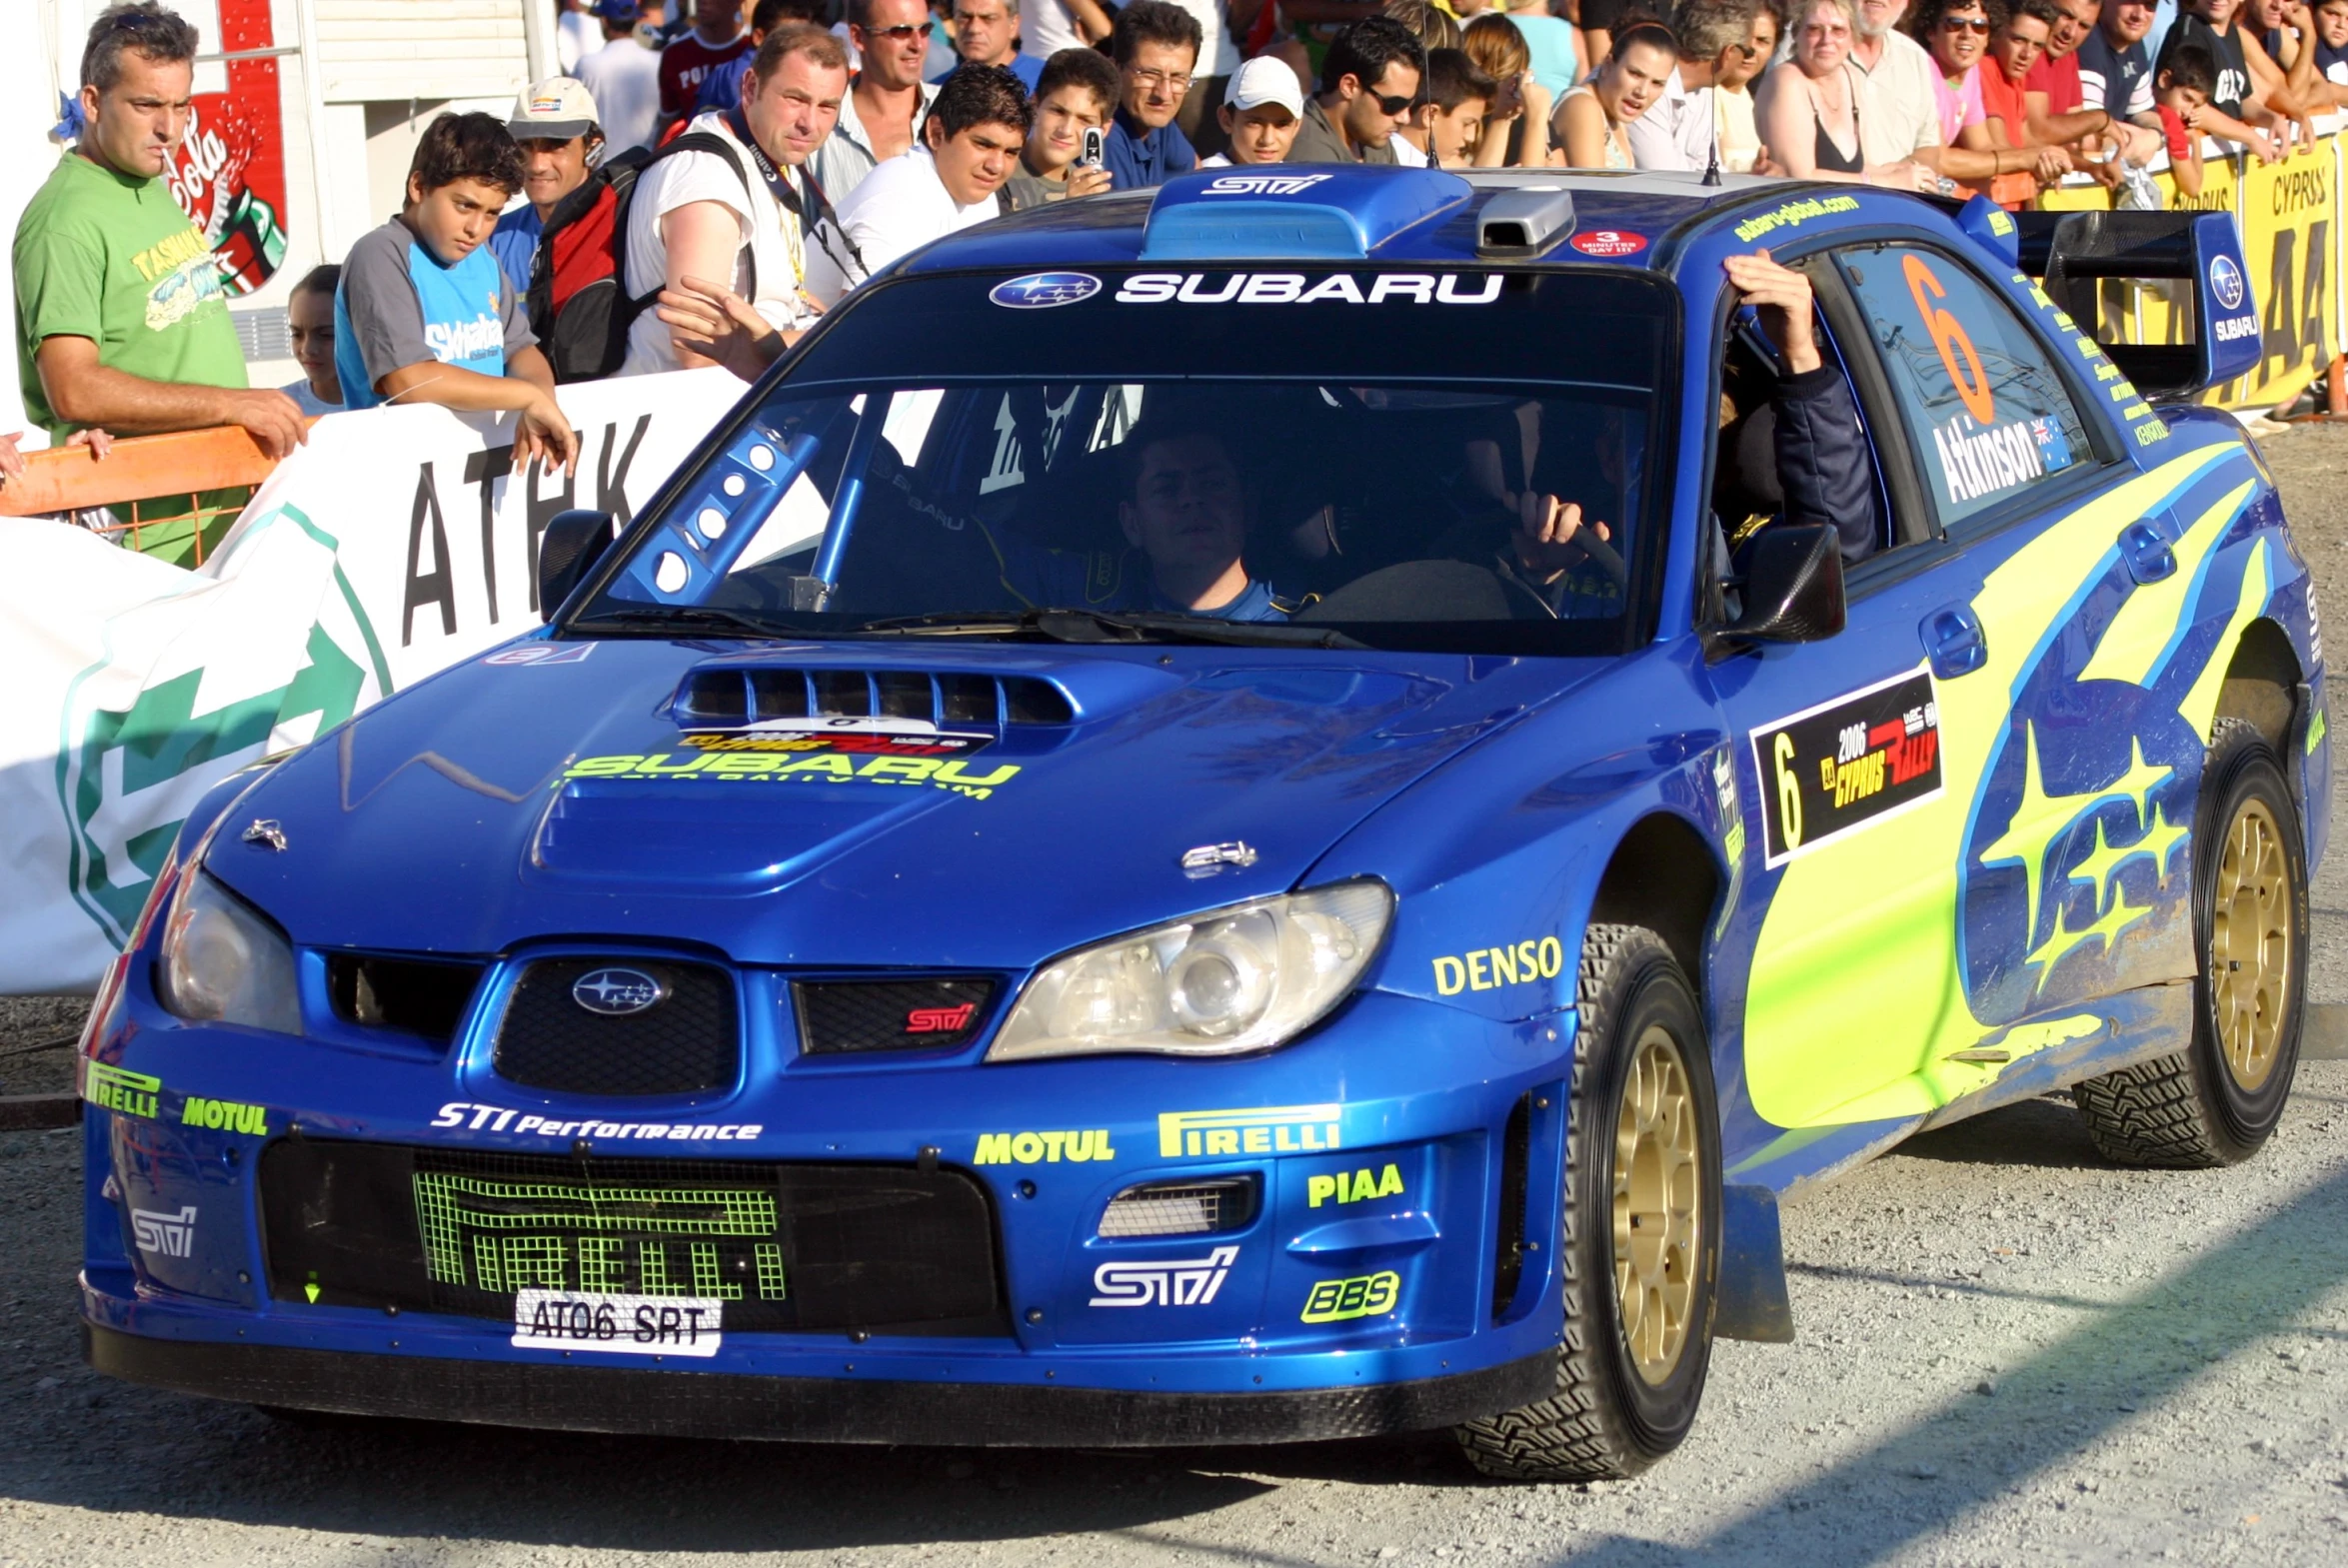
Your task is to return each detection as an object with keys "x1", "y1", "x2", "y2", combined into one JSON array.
[{"x1": 0, "y1": 369, "x2": 742, "y2": 994}]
